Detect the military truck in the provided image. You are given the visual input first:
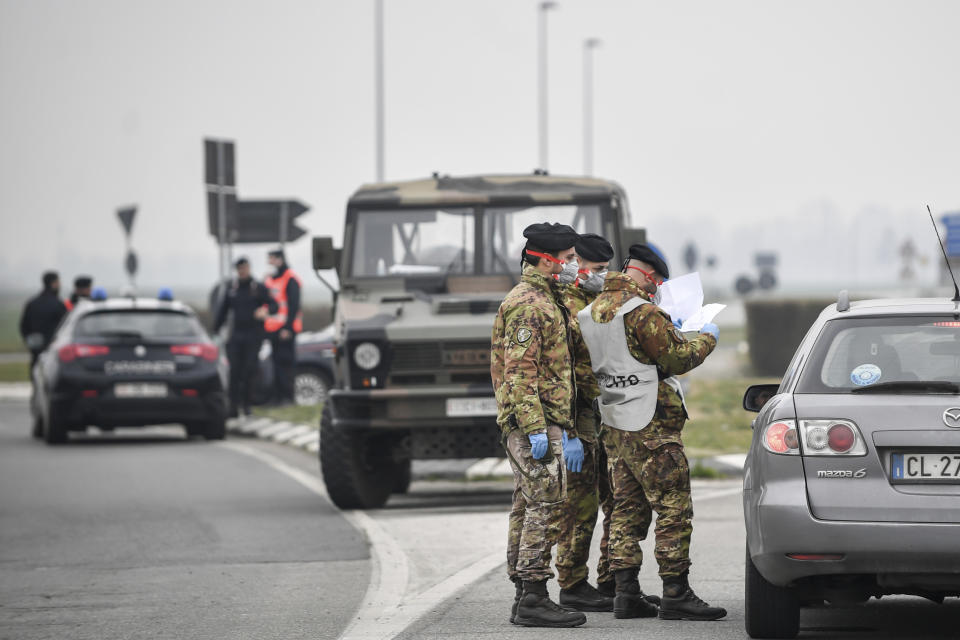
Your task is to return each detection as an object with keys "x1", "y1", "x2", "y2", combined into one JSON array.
[{"x1": 311, "y1": 173, "x2": 644, "y2": 508}]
